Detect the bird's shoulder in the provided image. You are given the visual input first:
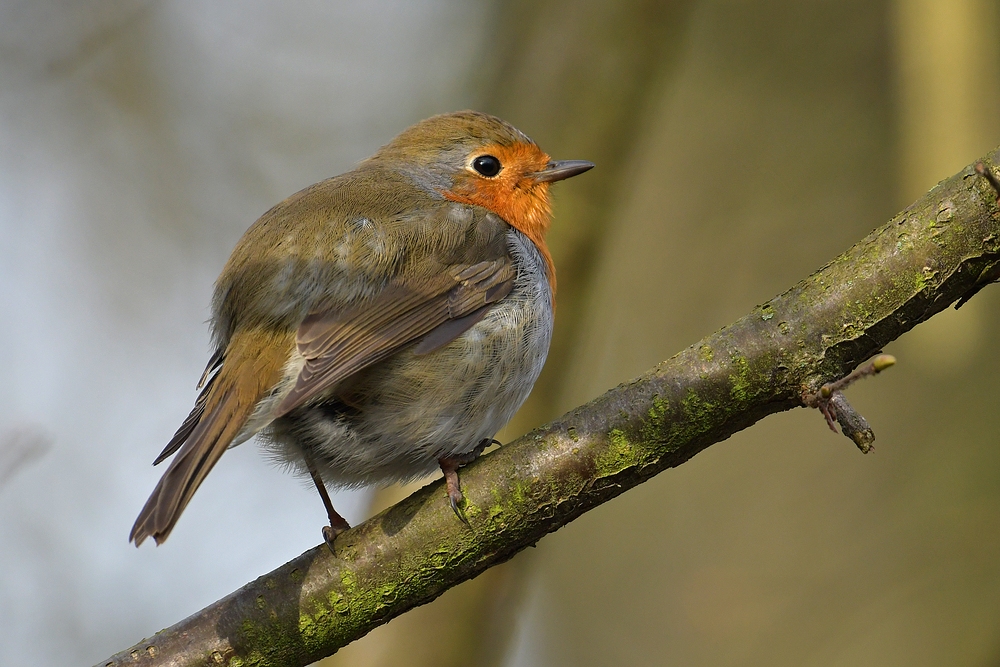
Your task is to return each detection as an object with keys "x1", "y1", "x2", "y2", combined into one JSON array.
[{"x1": 211, "y1": 164, "x2": 512, "y2": 344}]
